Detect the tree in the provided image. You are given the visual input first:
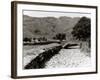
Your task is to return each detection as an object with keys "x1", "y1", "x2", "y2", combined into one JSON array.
[
  {"x1": 42, "y1": 37, "x2": 47, "y2": 41},
  {"x1": 34, "y1": 29, "x2": 41, "y2": 34},
  {"x1": 54, "y1": 33, "x2": 66, "y2": 42},
  {"x1": 33, "y1": 37, "x2": 36, "y2": 41},
  {"x1": 23, "y1": 37, "x2": 31, "y2": 42},
  {"x1": 71, "y1": 17, "x2": 91, "y2": 41}
]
